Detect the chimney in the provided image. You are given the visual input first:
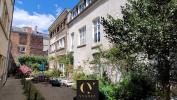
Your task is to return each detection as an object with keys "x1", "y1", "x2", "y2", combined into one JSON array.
[
  {"x1": 24, "y1": 27, "x2": 33, "y2": 33},
  {"x1": 35, "y1": 26, "x2": 38, "y2": 34}
]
